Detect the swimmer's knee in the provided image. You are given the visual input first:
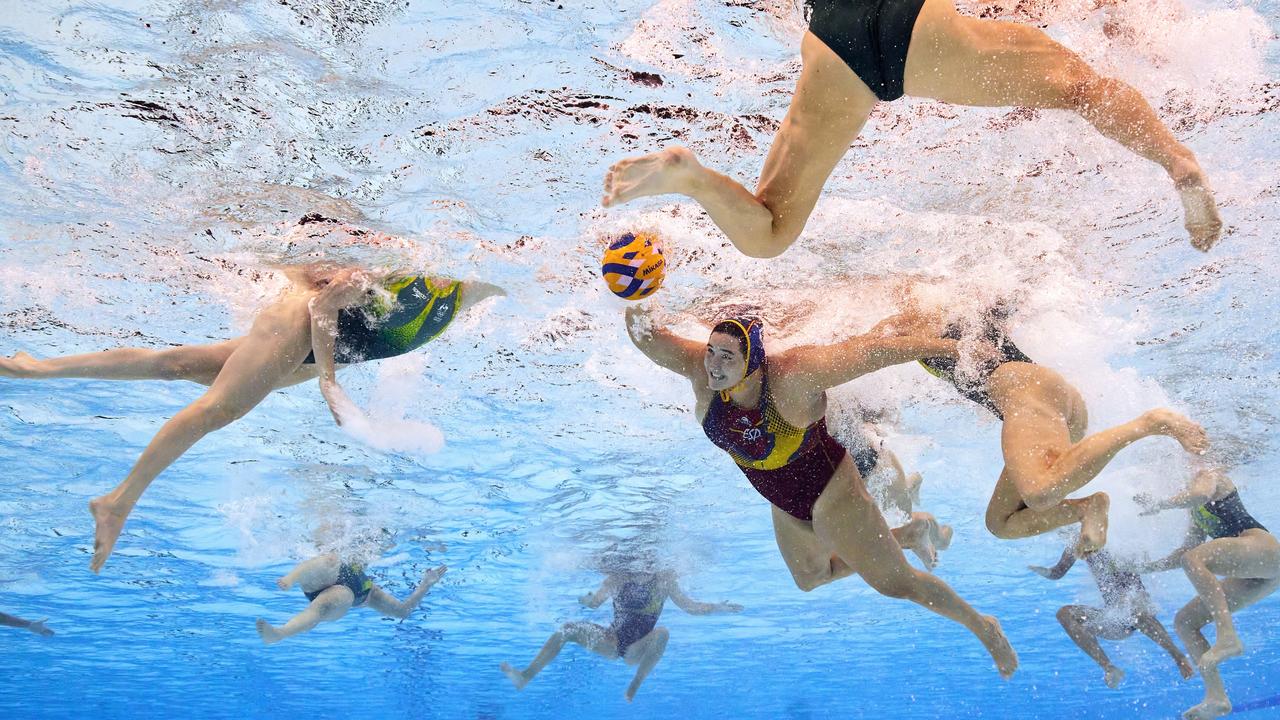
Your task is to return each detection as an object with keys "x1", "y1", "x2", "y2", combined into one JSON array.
[
  {"x1": 984, "y1": 512, "x2": 1017, "y2": 539},
  {"x1": 864, "y1": 572, "x2": 915, "y2": 600},
  {"x1": 1056, "y1": 606, "x2": 1078, "y2": 628},
  {"x1": 187, "y1": 395, "x2": 250, "y2": 431}
]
